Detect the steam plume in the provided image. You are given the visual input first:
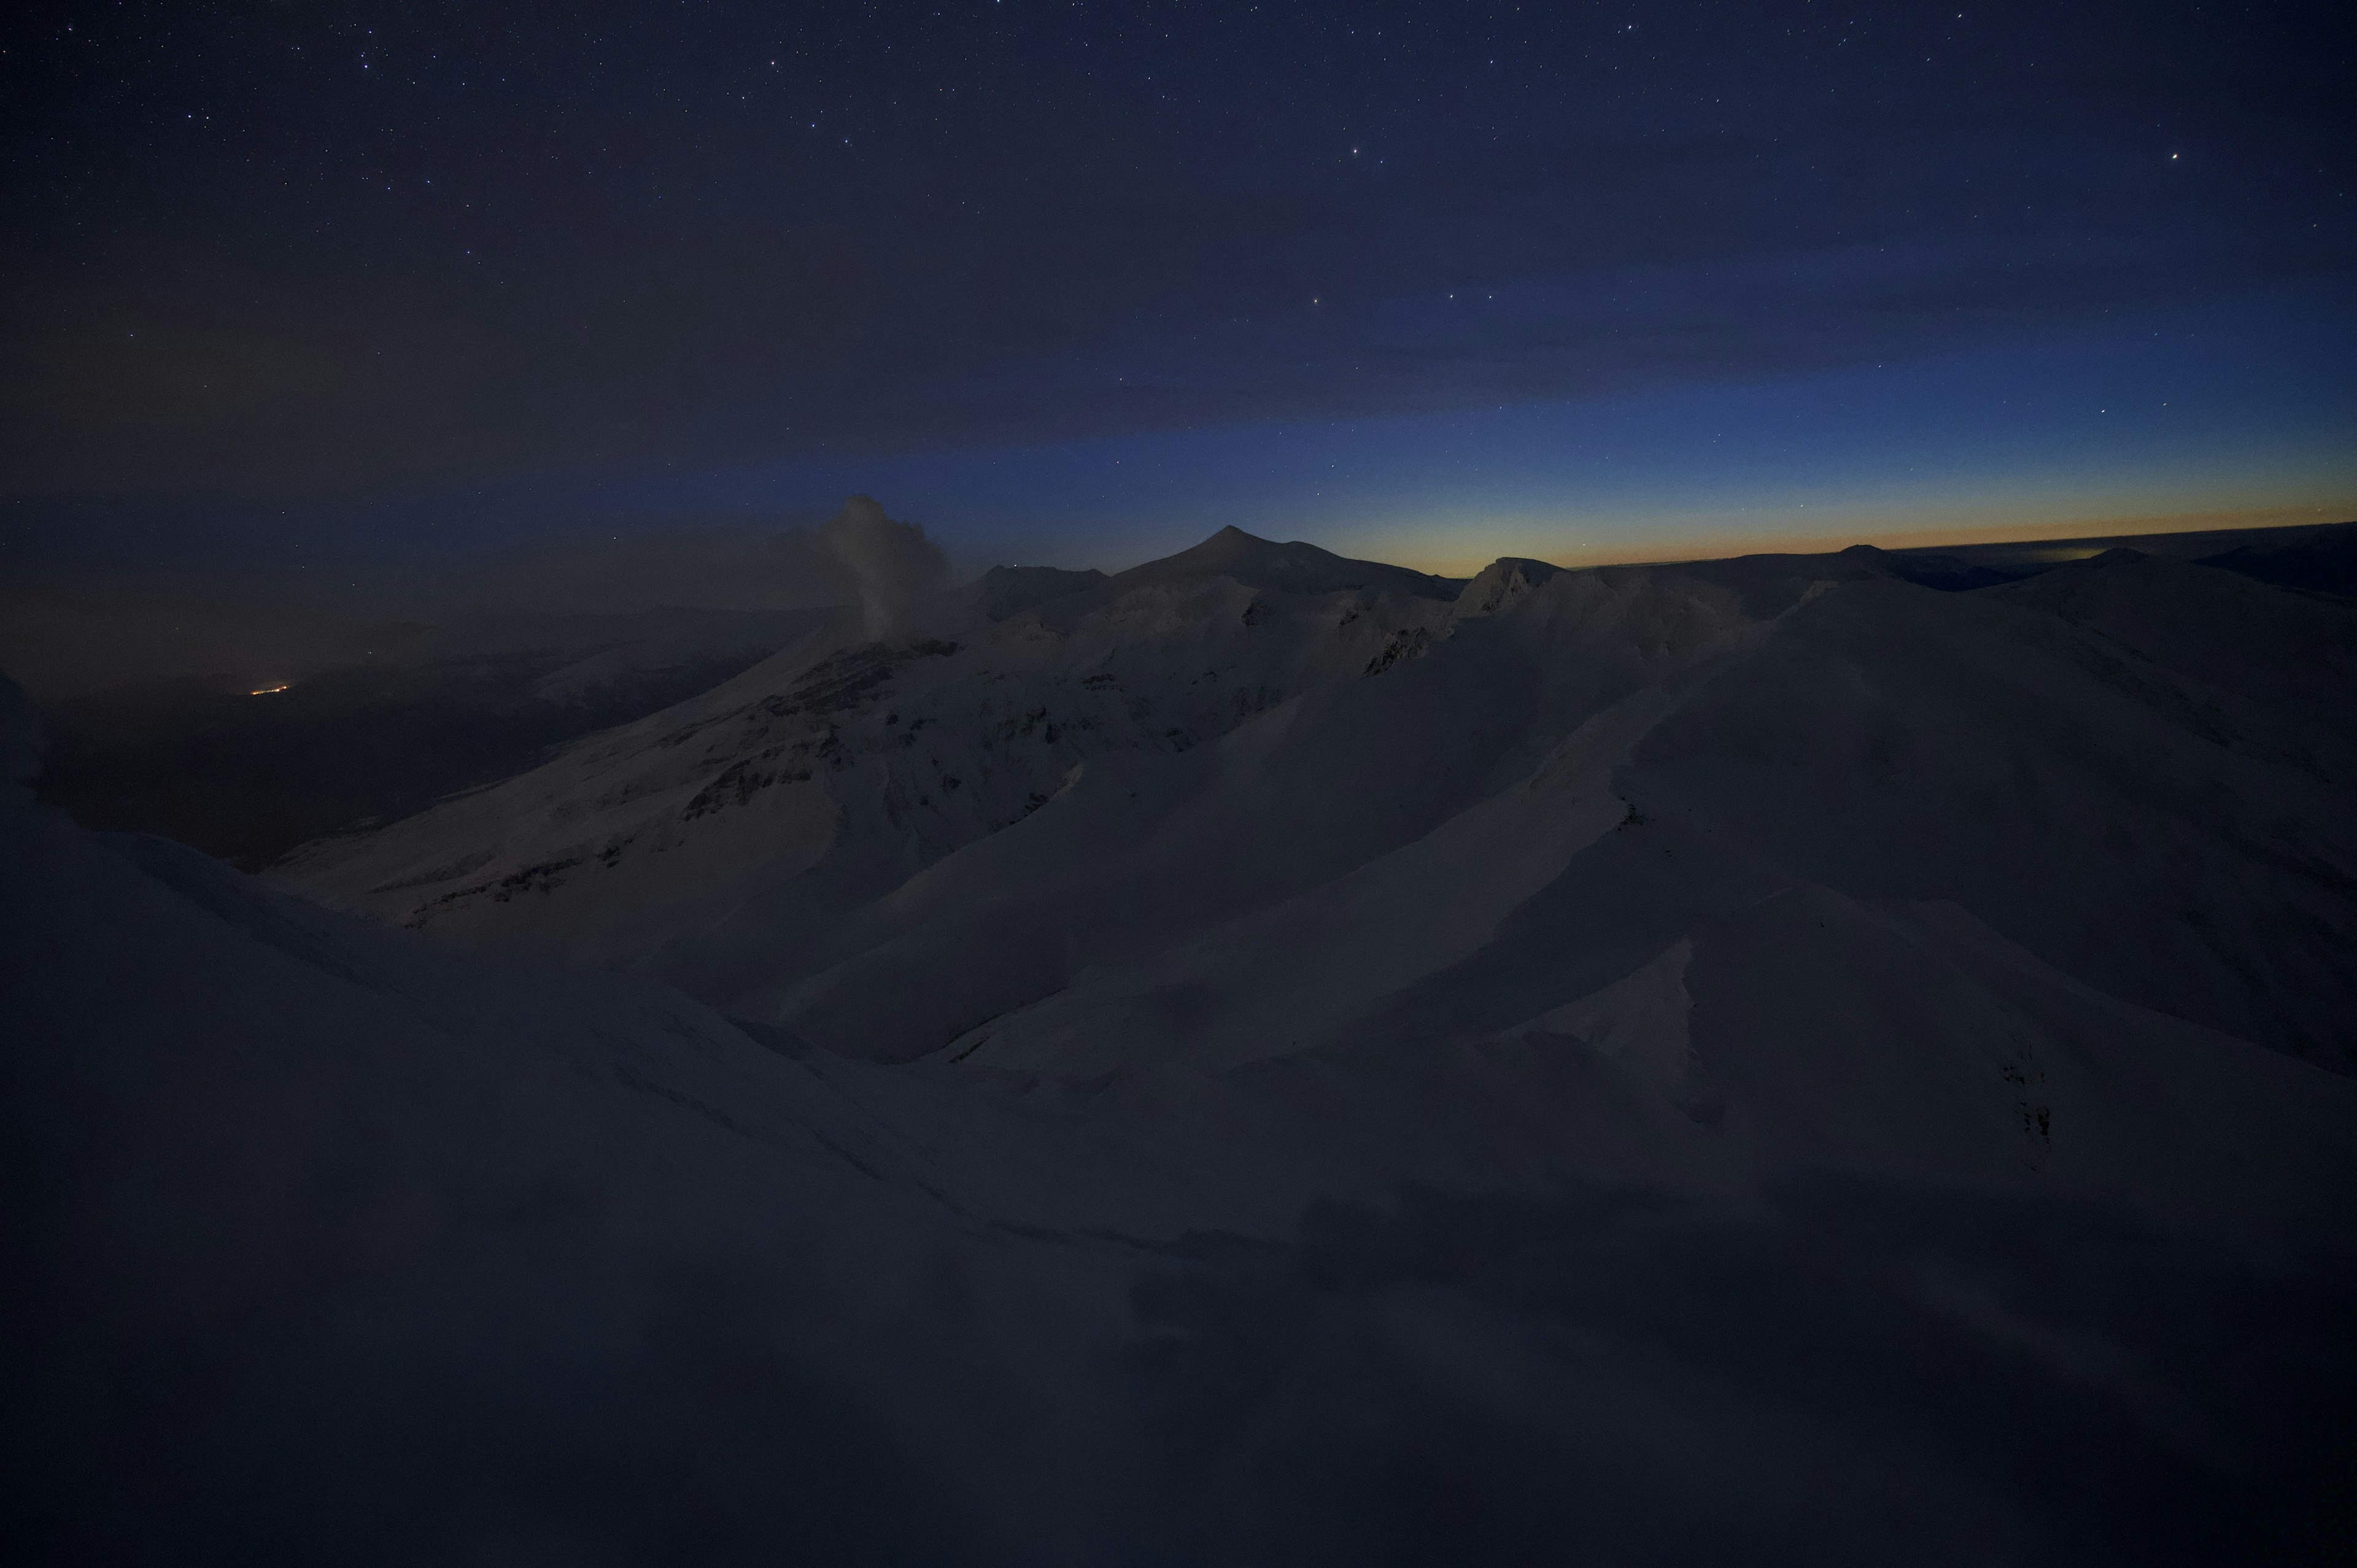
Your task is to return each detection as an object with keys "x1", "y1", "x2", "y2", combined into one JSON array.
[{"x1": 821, "y1": 495, "x2": 951, "y2": 637}]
